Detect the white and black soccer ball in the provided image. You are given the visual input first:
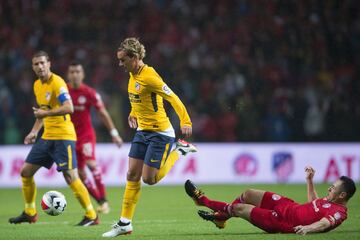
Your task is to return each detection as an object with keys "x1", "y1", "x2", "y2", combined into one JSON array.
[{"x1": 41, "y1": 191, "x2": 67, "y2": 216}]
